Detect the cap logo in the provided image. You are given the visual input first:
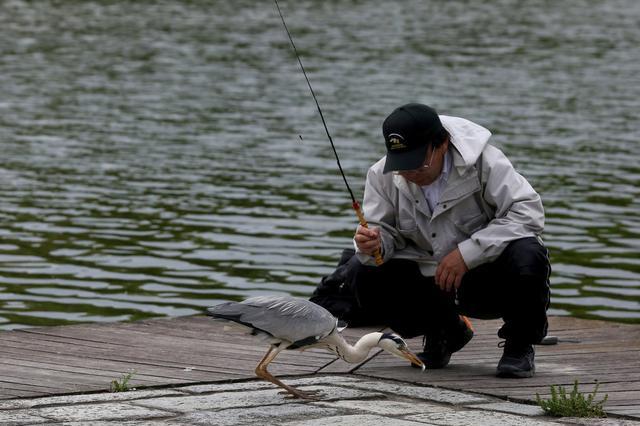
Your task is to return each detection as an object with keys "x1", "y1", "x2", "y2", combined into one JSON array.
[{"x1": 388, "y1": 133, "x2": 407, "y2": 150}]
